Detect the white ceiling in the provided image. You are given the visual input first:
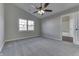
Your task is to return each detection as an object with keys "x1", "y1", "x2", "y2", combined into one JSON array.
[{"x1": 14, "y1": 3, "x2": 79, "y2": 19}]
